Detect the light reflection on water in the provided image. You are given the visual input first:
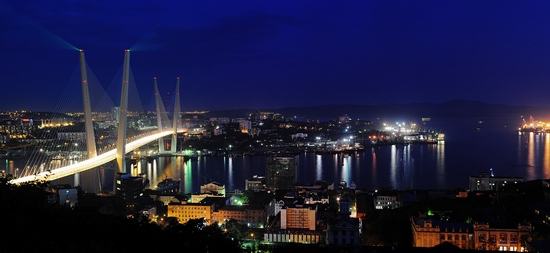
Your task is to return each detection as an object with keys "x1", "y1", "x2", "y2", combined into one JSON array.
[
  {"x1": 527, "y1": 133, "x2": 536, "y2": 180},
  {"x1": 315, "y1": 154, "x2": 322, "y2": 181},
  {"x1": 437, "y1": 141, "x2": 445, "y2": 187},
  {"x1": 341, "y1": 155, "x2": 351, "y2": 188},
  {"x1": 5, "y1": 117, "x2": 550, "y2": 193},
  {"x1": 545, "y1": 134, "x2": 550, "y2": 179},
  {"x1": 227, "y1": 156, "x2": 233, "y2": 192},
  {"x1": 184, "y1": 159, "x2": 192, "y2": 194},
  {"x1": 390, "y1": 145, "x2": 397, "y2": 188}
]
